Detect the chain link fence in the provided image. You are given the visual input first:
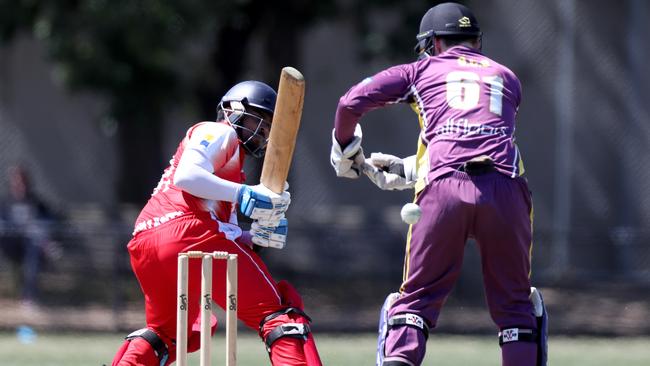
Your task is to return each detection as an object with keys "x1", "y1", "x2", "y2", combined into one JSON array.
[{"x1": 1, "y1": 0, "x2": 649, "y2": 334}]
